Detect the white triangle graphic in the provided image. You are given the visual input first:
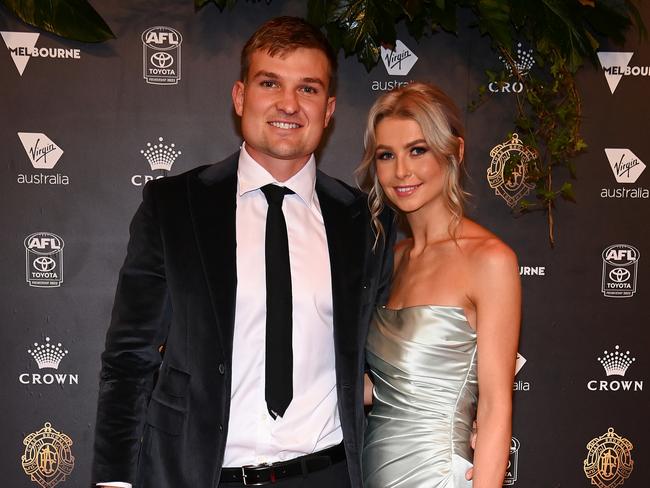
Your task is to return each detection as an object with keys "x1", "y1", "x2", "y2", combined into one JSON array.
[
  {"x1": 605, "y1": 148, "x2": 646, "y2": 184},
  {"x1": 17, "y1": 132, "x2": 64, "y2": 169},
  {"x1": 380, "y1": 40, "x2": 418, "y2": 76},
  {"x1": 1, "y1": 31, "x2": 39, "y2": 76},
  {"x1": 515, "y1": 352, "x2": 527, "y2": 376},
  {"x1": 597, "y1": 51, "x2": 634, "y2": 94}
]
